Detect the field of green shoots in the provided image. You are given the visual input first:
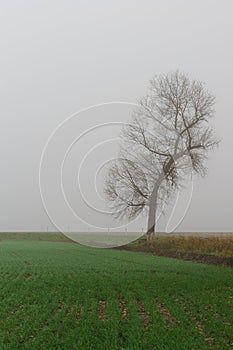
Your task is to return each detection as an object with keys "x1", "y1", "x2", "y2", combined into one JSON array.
[{"x1": 0, "y1": 233, "x2": 232, "y2": 349}]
